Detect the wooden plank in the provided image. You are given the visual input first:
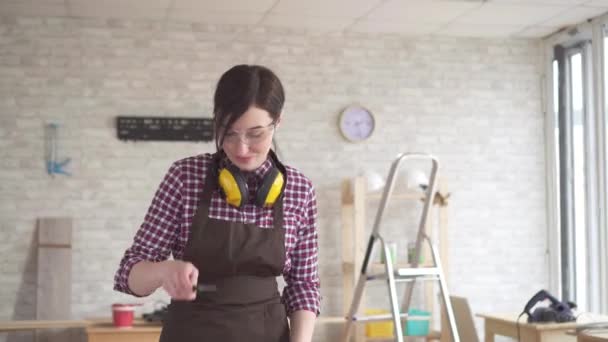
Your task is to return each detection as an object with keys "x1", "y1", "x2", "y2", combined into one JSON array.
[
  {"x1": 87, "y1": 331, "x2": 161, "y2": 342},
  {"x1": 579, "y1": 331, "x2": 608, "y2": 342},
  {"x1": 423, "y1": 184, "x2": 434, "y2": 331},
  {"x1": 342, "y1": 177, "x2": 368, "y2": 342},
  {"x1": 86, "y1": 321, "x2": 162, "y2": 342},
  {"x1": 0, "y1": 318, "x2": 164, "y2": 332},
  {"x1": 0, "y1": 320, "x2": 90, "y2": 332},
  {"x1": 36, "y1": 247, "x2": 71, "y2": 320},
  {"x1": 450, "y1": 296, "x2": 479, "y2": 342},
  {"x1": 36, "y1": 218, "x2": 73, "y2": 342},
  {"x1": 37, "y1": 218, "x2": 72, "y2": 246},
  {"x1": 479, "y1": 313, "x2": 587, "y2": 342},
  {"x1": 353, "y1": 177, "x2": 367, "y2": 342},
  {"x1": 438, "y1": 178, "x2": 449, "y2": 277},
  {"x1": 438, "y1": 178, "x2": 450, "y2": 342},
  {"x1": 342, "y1": 179, "x2": 355, "y2": 316},
  {"x1": 353, "y1": 177, "x2": 366, "y2": 277},
  {"x1": 87, "y1": 323, "x2": 162, "y2": 333}
]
